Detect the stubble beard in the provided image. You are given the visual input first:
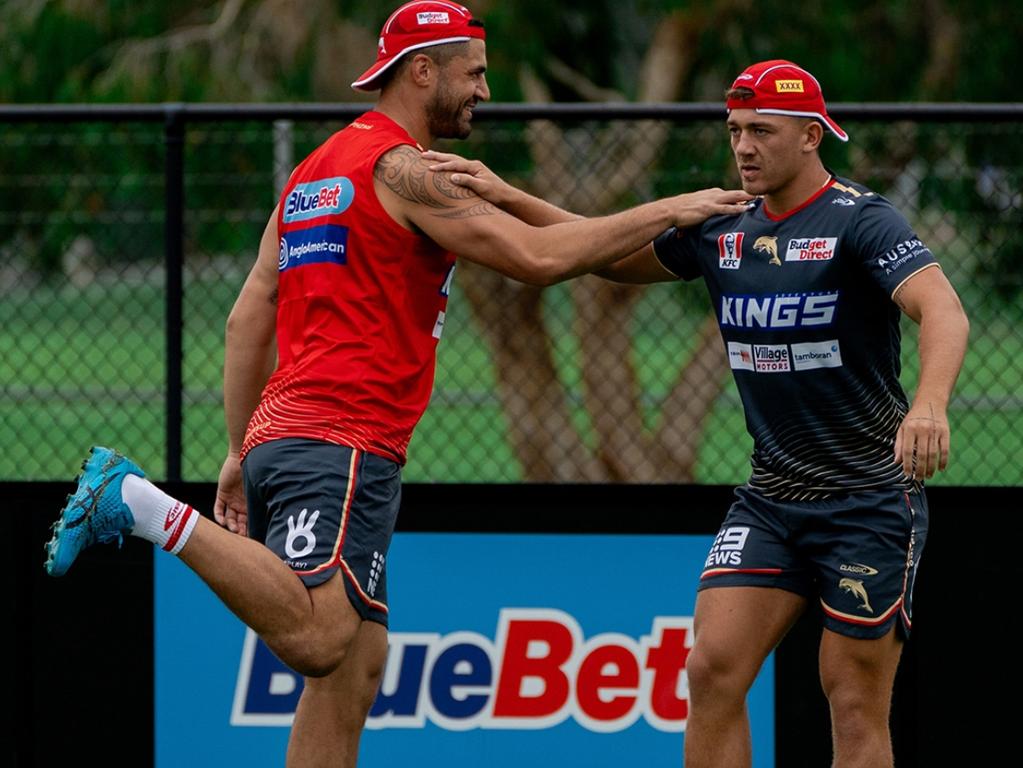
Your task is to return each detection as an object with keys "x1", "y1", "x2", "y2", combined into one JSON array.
[{"x1": 427, "y1": 81, "x2": 472, "y2": 140}]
